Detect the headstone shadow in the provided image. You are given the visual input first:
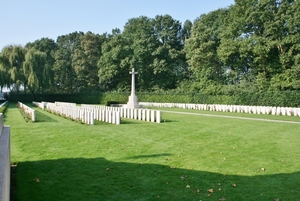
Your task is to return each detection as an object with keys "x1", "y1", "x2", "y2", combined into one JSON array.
[
  {"x1": 161, "y1": 119, "x2": 179, "y2": 123},
  {"x1": 119, "y1": 119, "x2": 143, "y2": 124},
  {"x1": 34, "y1": 110, "x2": 58, "y2": 122}
]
